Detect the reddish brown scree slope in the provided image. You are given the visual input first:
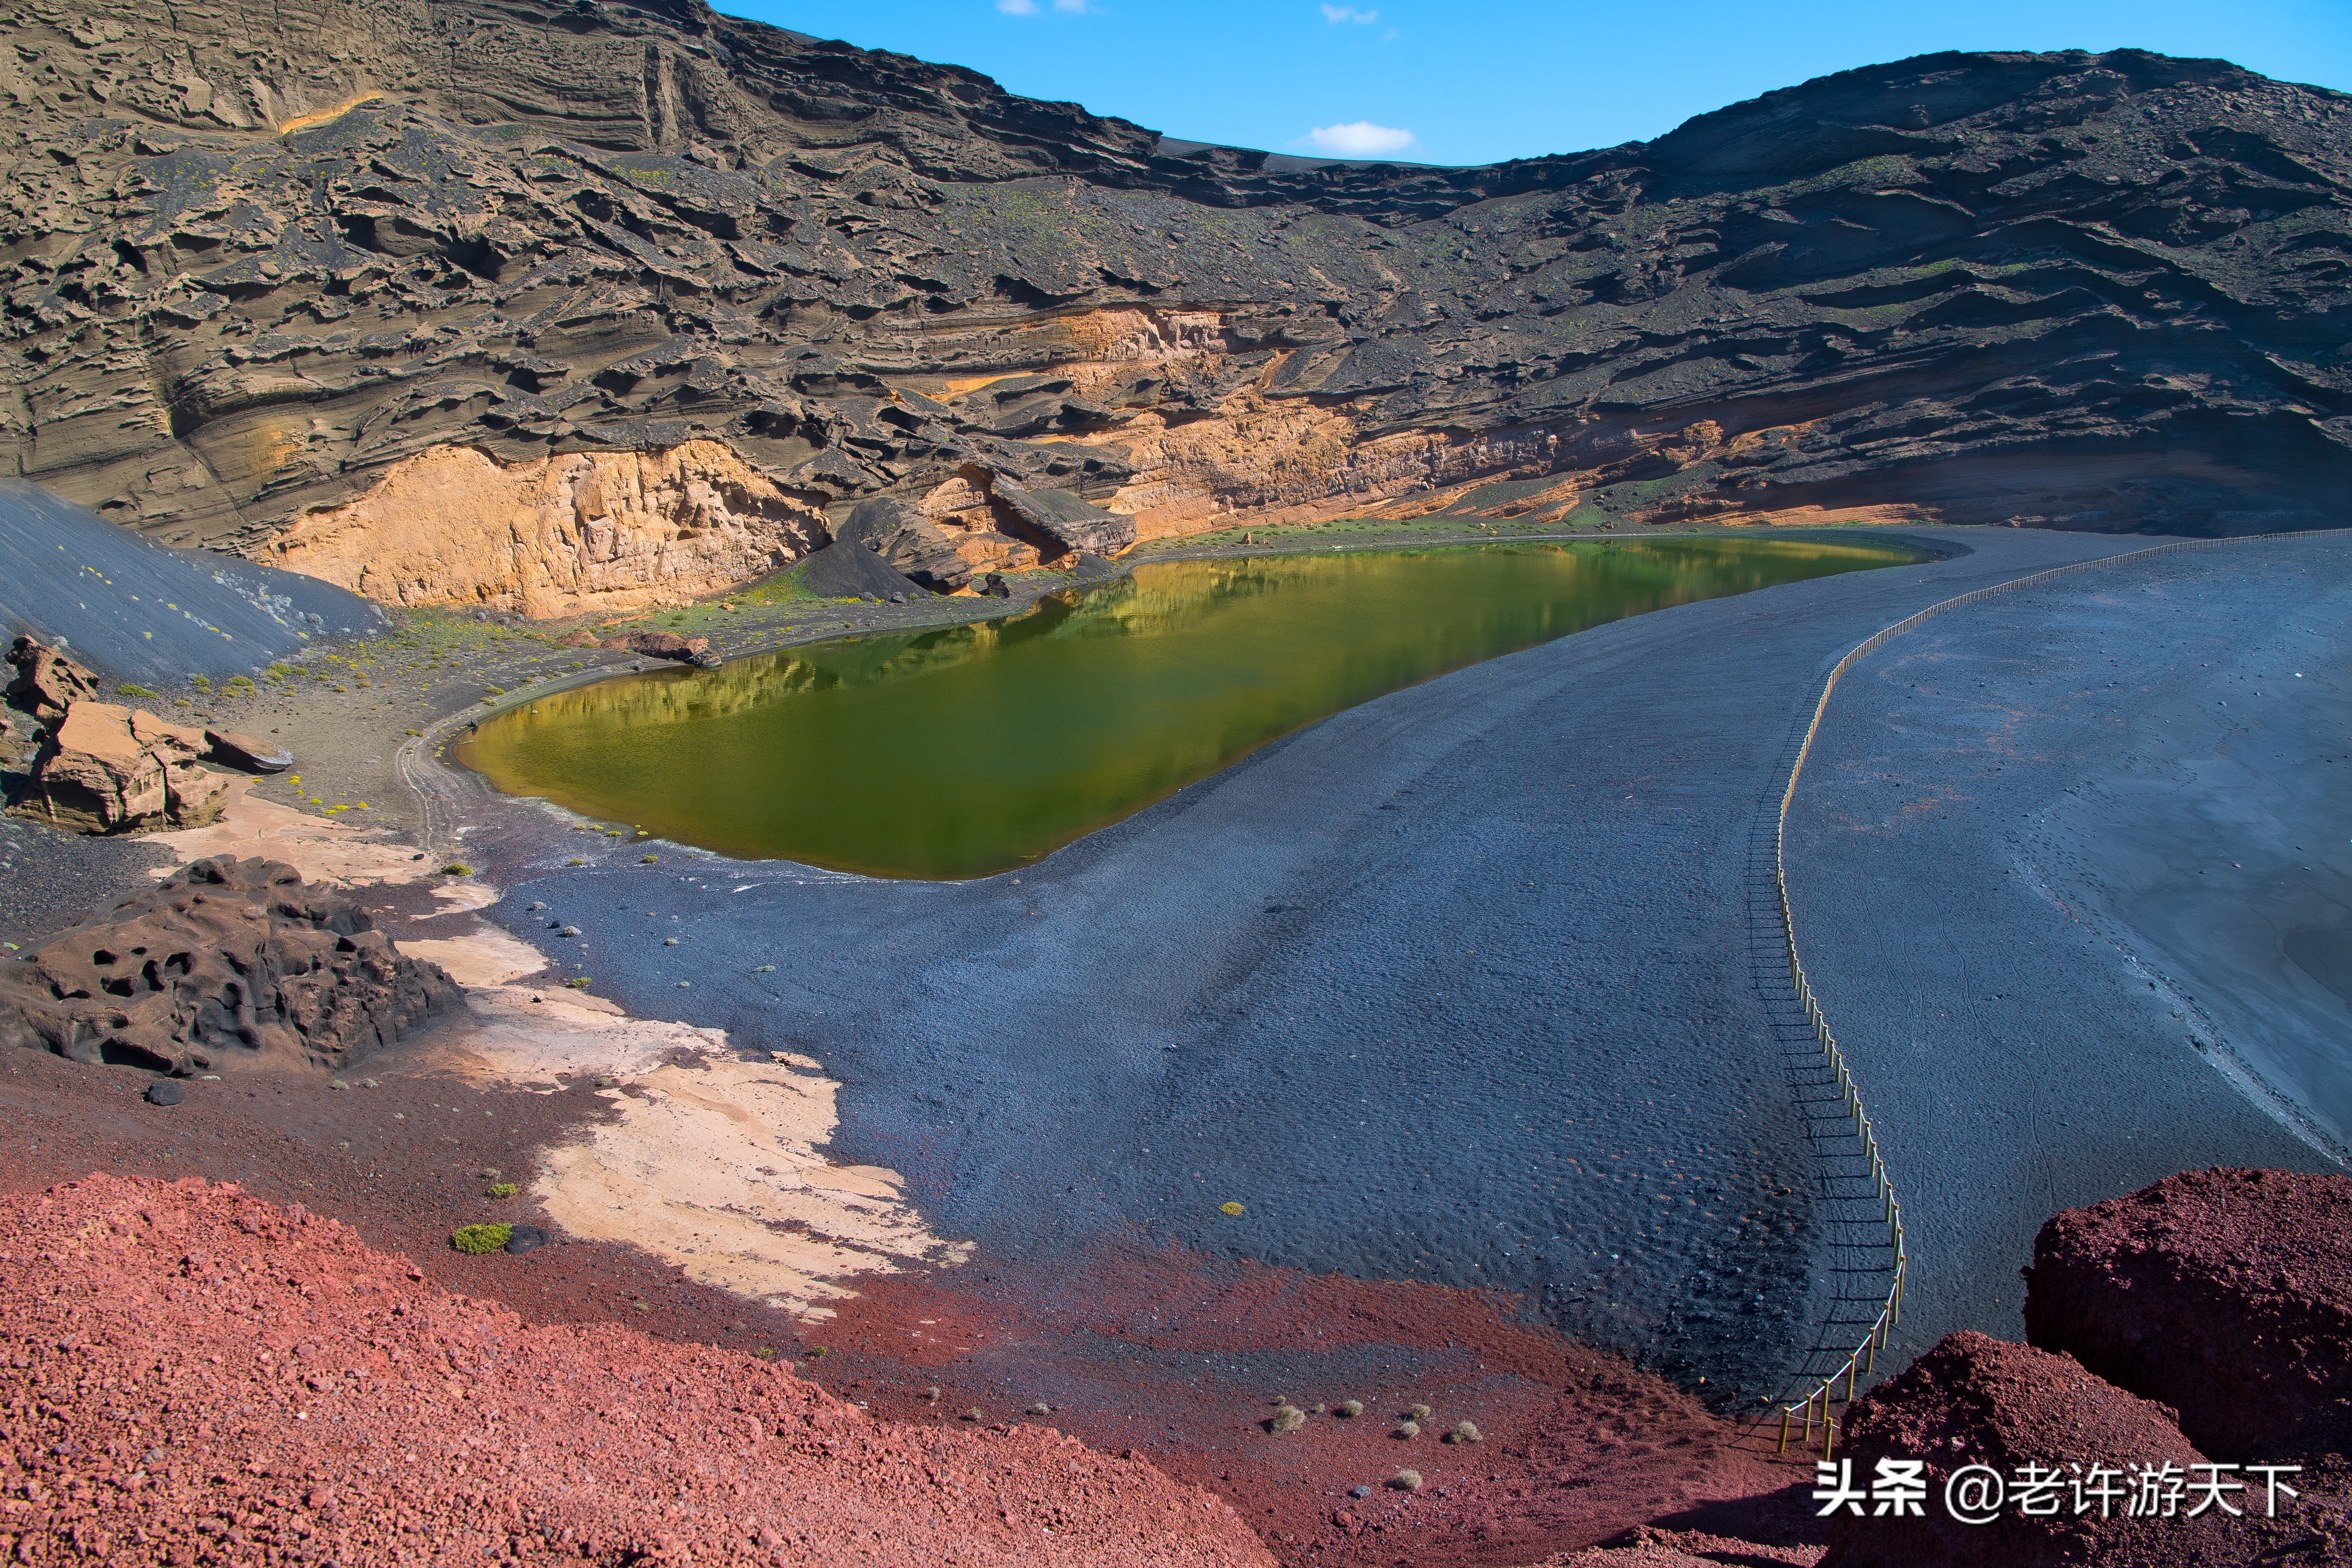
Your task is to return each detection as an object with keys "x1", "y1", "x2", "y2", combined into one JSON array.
[
  {"x1": 0, "y1": 1174, "x2": 1275, "y2": 1568},
  {"x1": 2024, "y1": 1167, "x2": 2352, "y2": 1461}
]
